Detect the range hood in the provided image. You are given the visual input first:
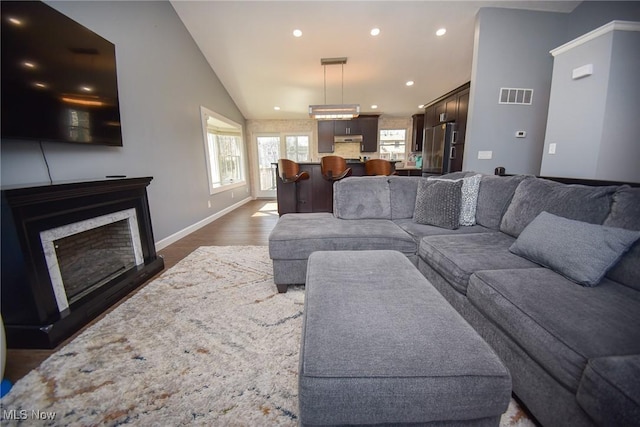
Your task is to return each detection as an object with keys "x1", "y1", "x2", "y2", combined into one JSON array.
[{"x1": 334, "y1": 134, "x2": 363, "y2": 143}]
